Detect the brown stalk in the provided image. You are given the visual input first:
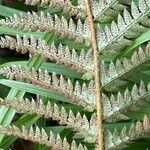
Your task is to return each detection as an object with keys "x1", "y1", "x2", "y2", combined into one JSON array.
[{"x1": 84, "y1": 0, "x2": 104, "y2": 149}]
